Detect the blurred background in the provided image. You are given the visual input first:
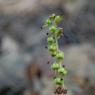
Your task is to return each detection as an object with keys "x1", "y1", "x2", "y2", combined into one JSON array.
[{"x1": 0, "y1": 0, "x2": 95, "y2": 95}]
